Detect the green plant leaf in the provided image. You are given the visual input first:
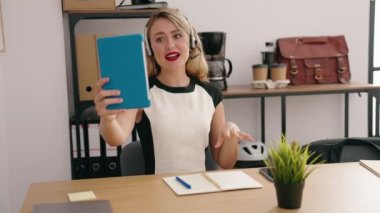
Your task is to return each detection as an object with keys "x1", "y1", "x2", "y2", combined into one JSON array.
[{"x1": 264, "y1": 134, "x2": 324, "y2": 184}]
